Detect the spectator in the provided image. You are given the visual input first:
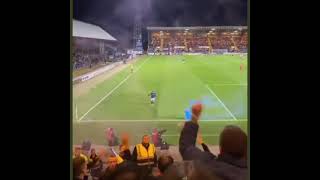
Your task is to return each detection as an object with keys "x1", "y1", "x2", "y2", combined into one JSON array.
[
  {"x1": 157, "y1": 155, "x2": 174, "y2": 176},
  {"x1": 82, "y1": 140, "x2": 92, "y2": 152},
  {"x1": 158, "y1": 161, "x2": 188, "y2": 180},
  {"x1": 97, "y1": 147, "x2": 109, "y2": 165},
  {"x1": 73, "y1": 156, "x2": 89, "y2": 180},
  {"x1": 132, "y1": 135, "x2": 157, "y2": 166},
  {"x1": 179, "y1": 103, "x2": 247, "y2": 180},
  {"x1": 100, "y1": 161, "x2": 141, "y2": 180},
  {"x1": 89, "y1": 148, "x2": 98, "y2": 161},
  {"x1": 73, "y1": 147, "x2": 89, "y2": 163},
  {"x1": 88, "y1": 149, "x2": 96, "y2": 169},
  {"x1": 74, "y1": 147, "x2": 81, "y2": 158},
  {"x1": 73, "y1": 147, "x2": 90, "y2": 180},
  {"x1": 89, "y1": 149, "x2": 103, "y2": 180},
  {"x1": 100, "y1": 156, "x2": 119, "y2": 180},
  {"x1": 149, "y1": 30, "x2": 247, "y2": 54},
  {"x1": 132, "y1": 135, "x2": 157, "y2": 178},
  {"x1": 152, "y1": 128, "x2": 160, "y2": 147},
  {"x1": 105, "y1": 128, "x2": 119, "y2": 146},
  {"x1": 107, "y1": 156, "x2": 118, "y2": 168},
  {"x1": 90, "y1": 159, "x2": 103, "y2": 180},
  {"x1": 219, "y1": 125, "x2": 247, "y2": 160},
  {"x1": 188, "y1": 162, "x2": 222, "y2": 180},
  {"x1": 119, "y1": 133, "x2": 132, "y2": 161}
]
